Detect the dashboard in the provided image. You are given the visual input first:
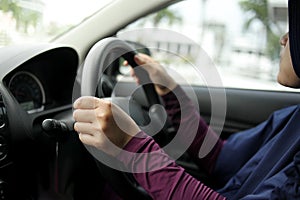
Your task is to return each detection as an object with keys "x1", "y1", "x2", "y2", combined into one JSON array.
[
  {"x1": 8, "y1": 71, "x2": 45, "y2": 113},
  {"x1": 1, "y1": 44, "x2": 79, "y2": 114},
  {"x1": 0, "y1": 44, "x2": 81, "y2": 199}
]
